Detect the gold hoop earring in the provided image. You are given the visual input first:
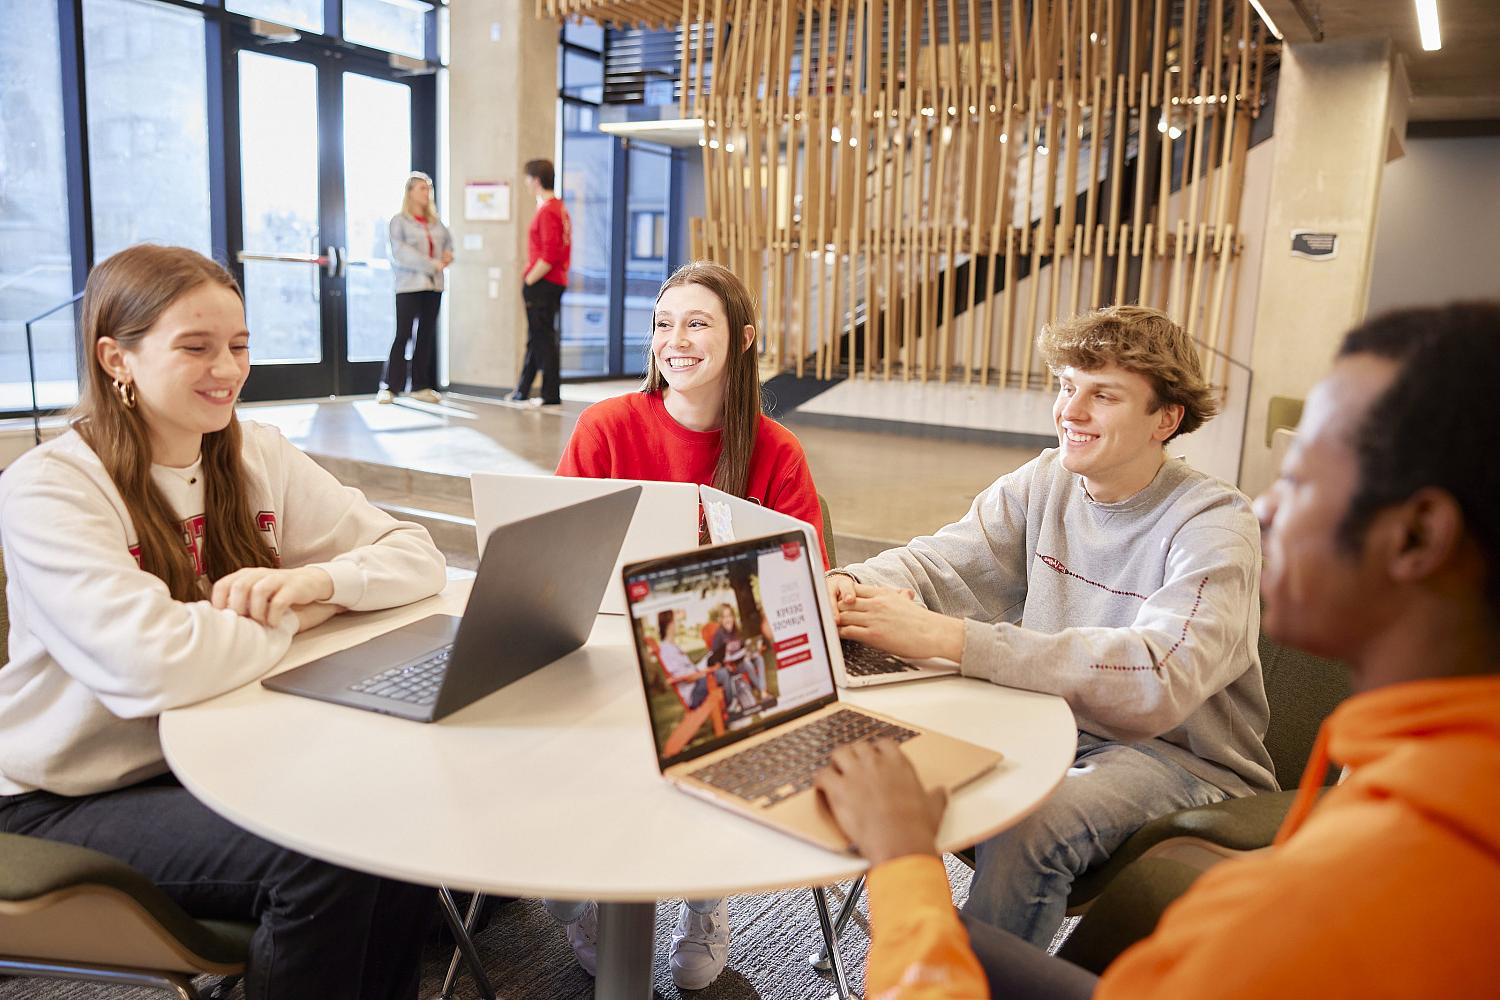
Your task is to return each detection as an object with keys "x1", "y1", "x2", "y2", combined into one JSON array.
[{"x1": 113, "y1": 377, "x2": 136, "y2": 410}]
